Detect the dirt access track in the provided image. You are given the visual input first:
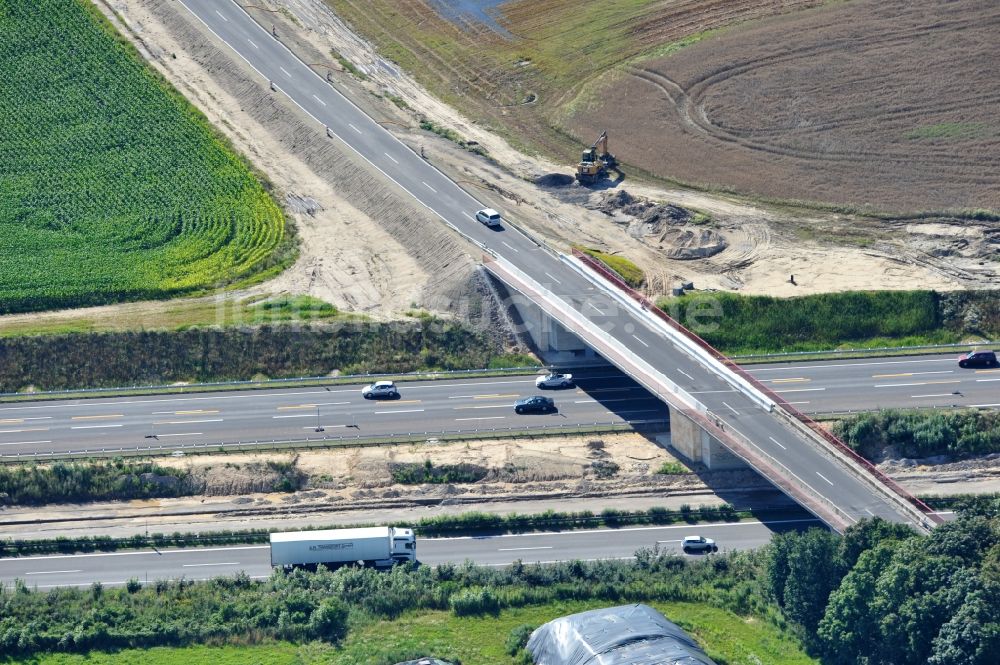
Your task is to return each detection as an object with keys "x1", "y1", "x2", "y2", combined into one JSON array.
[{"x1": 569, "y1": 0, "x2": 1000, "y2": 213}]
